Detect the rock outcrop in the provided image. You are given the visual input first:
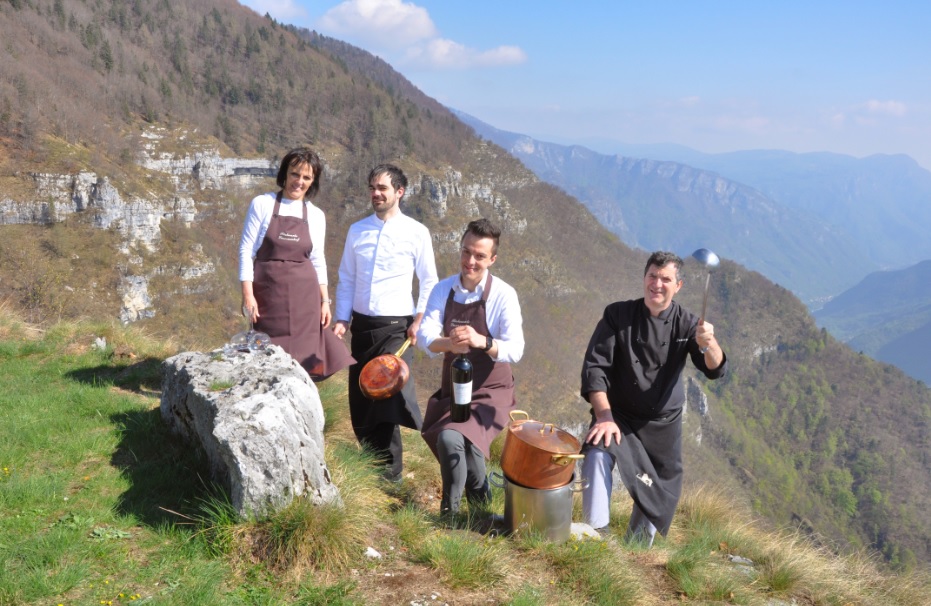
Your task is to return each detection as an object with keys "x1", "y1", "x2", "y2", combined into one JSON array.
[
  {"x1": 0, "y1": 130, "x2": 531, "y2": 325},
  {"x1": 160, "y1": 345, "x2": 340, "y2": 517}
]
